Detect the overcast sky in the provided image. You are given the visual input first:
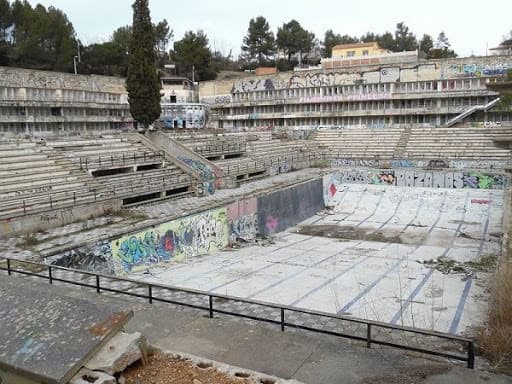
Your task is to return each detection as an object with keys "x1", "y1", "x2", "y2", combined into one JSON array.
[{"x1": 27, "y1": 0, "x2": 511, "y2": 57}]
